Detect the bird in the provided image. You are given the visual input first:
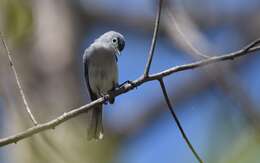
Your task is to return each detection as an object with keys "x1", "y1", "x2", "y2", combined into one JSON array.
[{"x1": 83, "y1": 31, "x2": 125, "y2": 140}]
